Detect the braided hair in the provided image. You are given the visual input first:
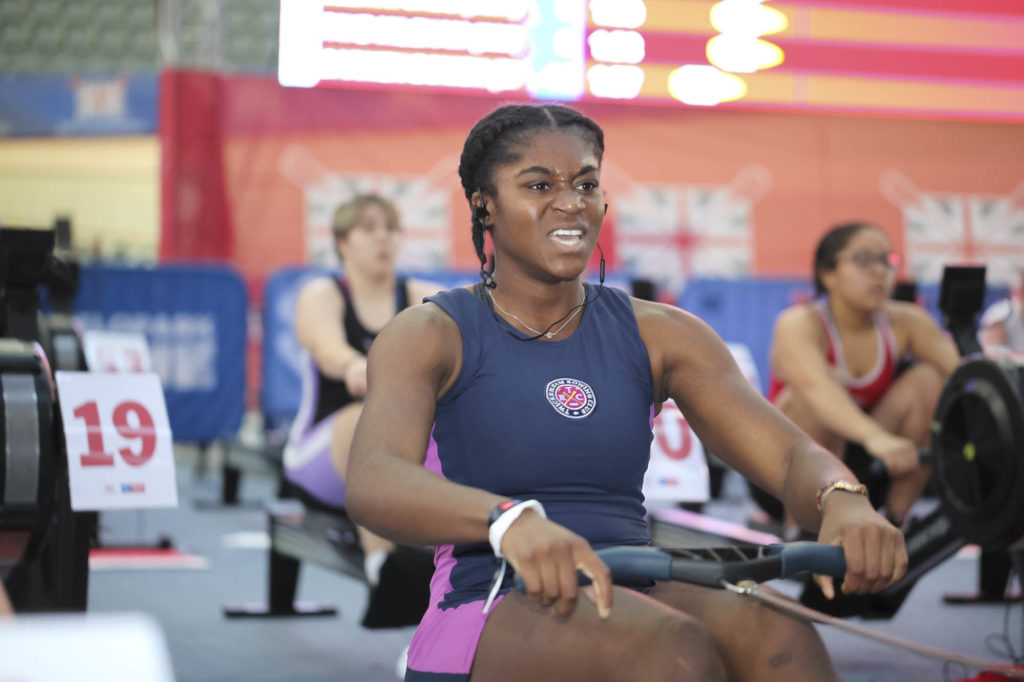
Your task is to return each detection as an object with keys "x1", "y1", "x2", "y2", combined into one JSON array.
[{"x1": 458, "y1": 104, "x2": 605, "y2": 287}]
